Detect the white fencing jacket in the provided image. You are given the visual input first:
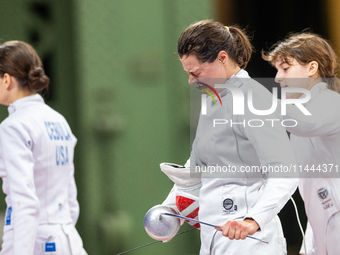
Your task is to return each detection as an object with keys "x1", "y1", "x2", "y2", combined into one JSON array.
[
  {"x1": 285, "y1": 82, "x2": 340, "y2": 255},
  {"x1": 188, "y1": 70, "x2": 298, "y2": 255},
  {"x1": 0, "y1": 94, "x2": 79, "y2": 254}
]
